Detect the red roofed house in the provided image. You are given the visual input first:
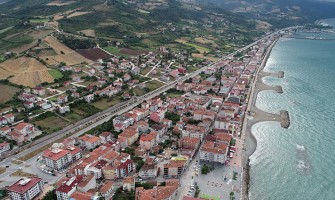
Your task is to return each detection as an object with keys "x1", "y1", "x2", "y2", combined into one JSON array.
[
  {"x1": 7, "y1": 177, "x2": 44, "y2": 200},
  {"x1": 99, "y1": 180, "x2": 115, "y2": 198},
  {"x1": 15, "y1": 123, "x2": 34, "y2": 136},
  {"x1": 139, "y1": 132, "x2": 157, "y2": 151},
  {"x1": 43, "y1": 148, "x2": 73, "y2": 170},
  {"x1": 32, "y1": 87, "x2": 45, "y2": 96},
  {"x1": 149, "y1": 109, "x2": 166, "y2": 123},
  {"x1": 123, "y1": 176, "x2": 135, "y2": 191},
  {"x1": 118, "y1": 126, "x2": 139, "y2": 146},
  {"x1": 56, "y1": 175, "x2": 83, "y2": 200},
  {"x1": 78, "y1": 134, "x2": 101, "y2": 150}
]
